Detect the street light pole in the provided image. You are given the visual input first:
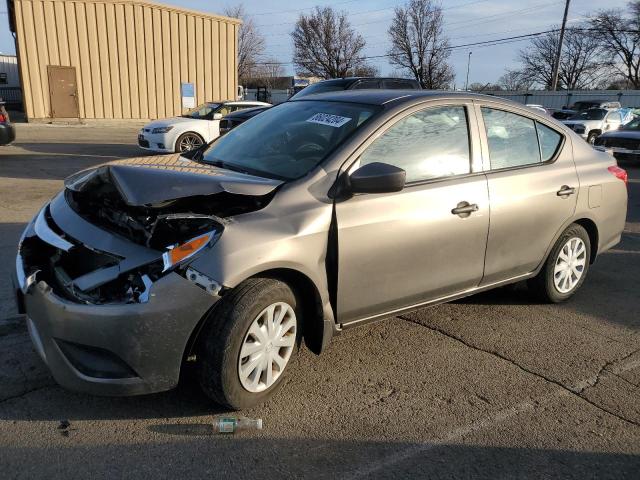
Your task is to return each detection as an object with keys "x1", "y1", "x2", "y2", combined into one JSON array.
[
  {"x1": 551, "y1": 0, "x2": 571, "y2": 91},
  {"x1": 464, "y1": 51, "x2": 472, "y2": 90}
]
